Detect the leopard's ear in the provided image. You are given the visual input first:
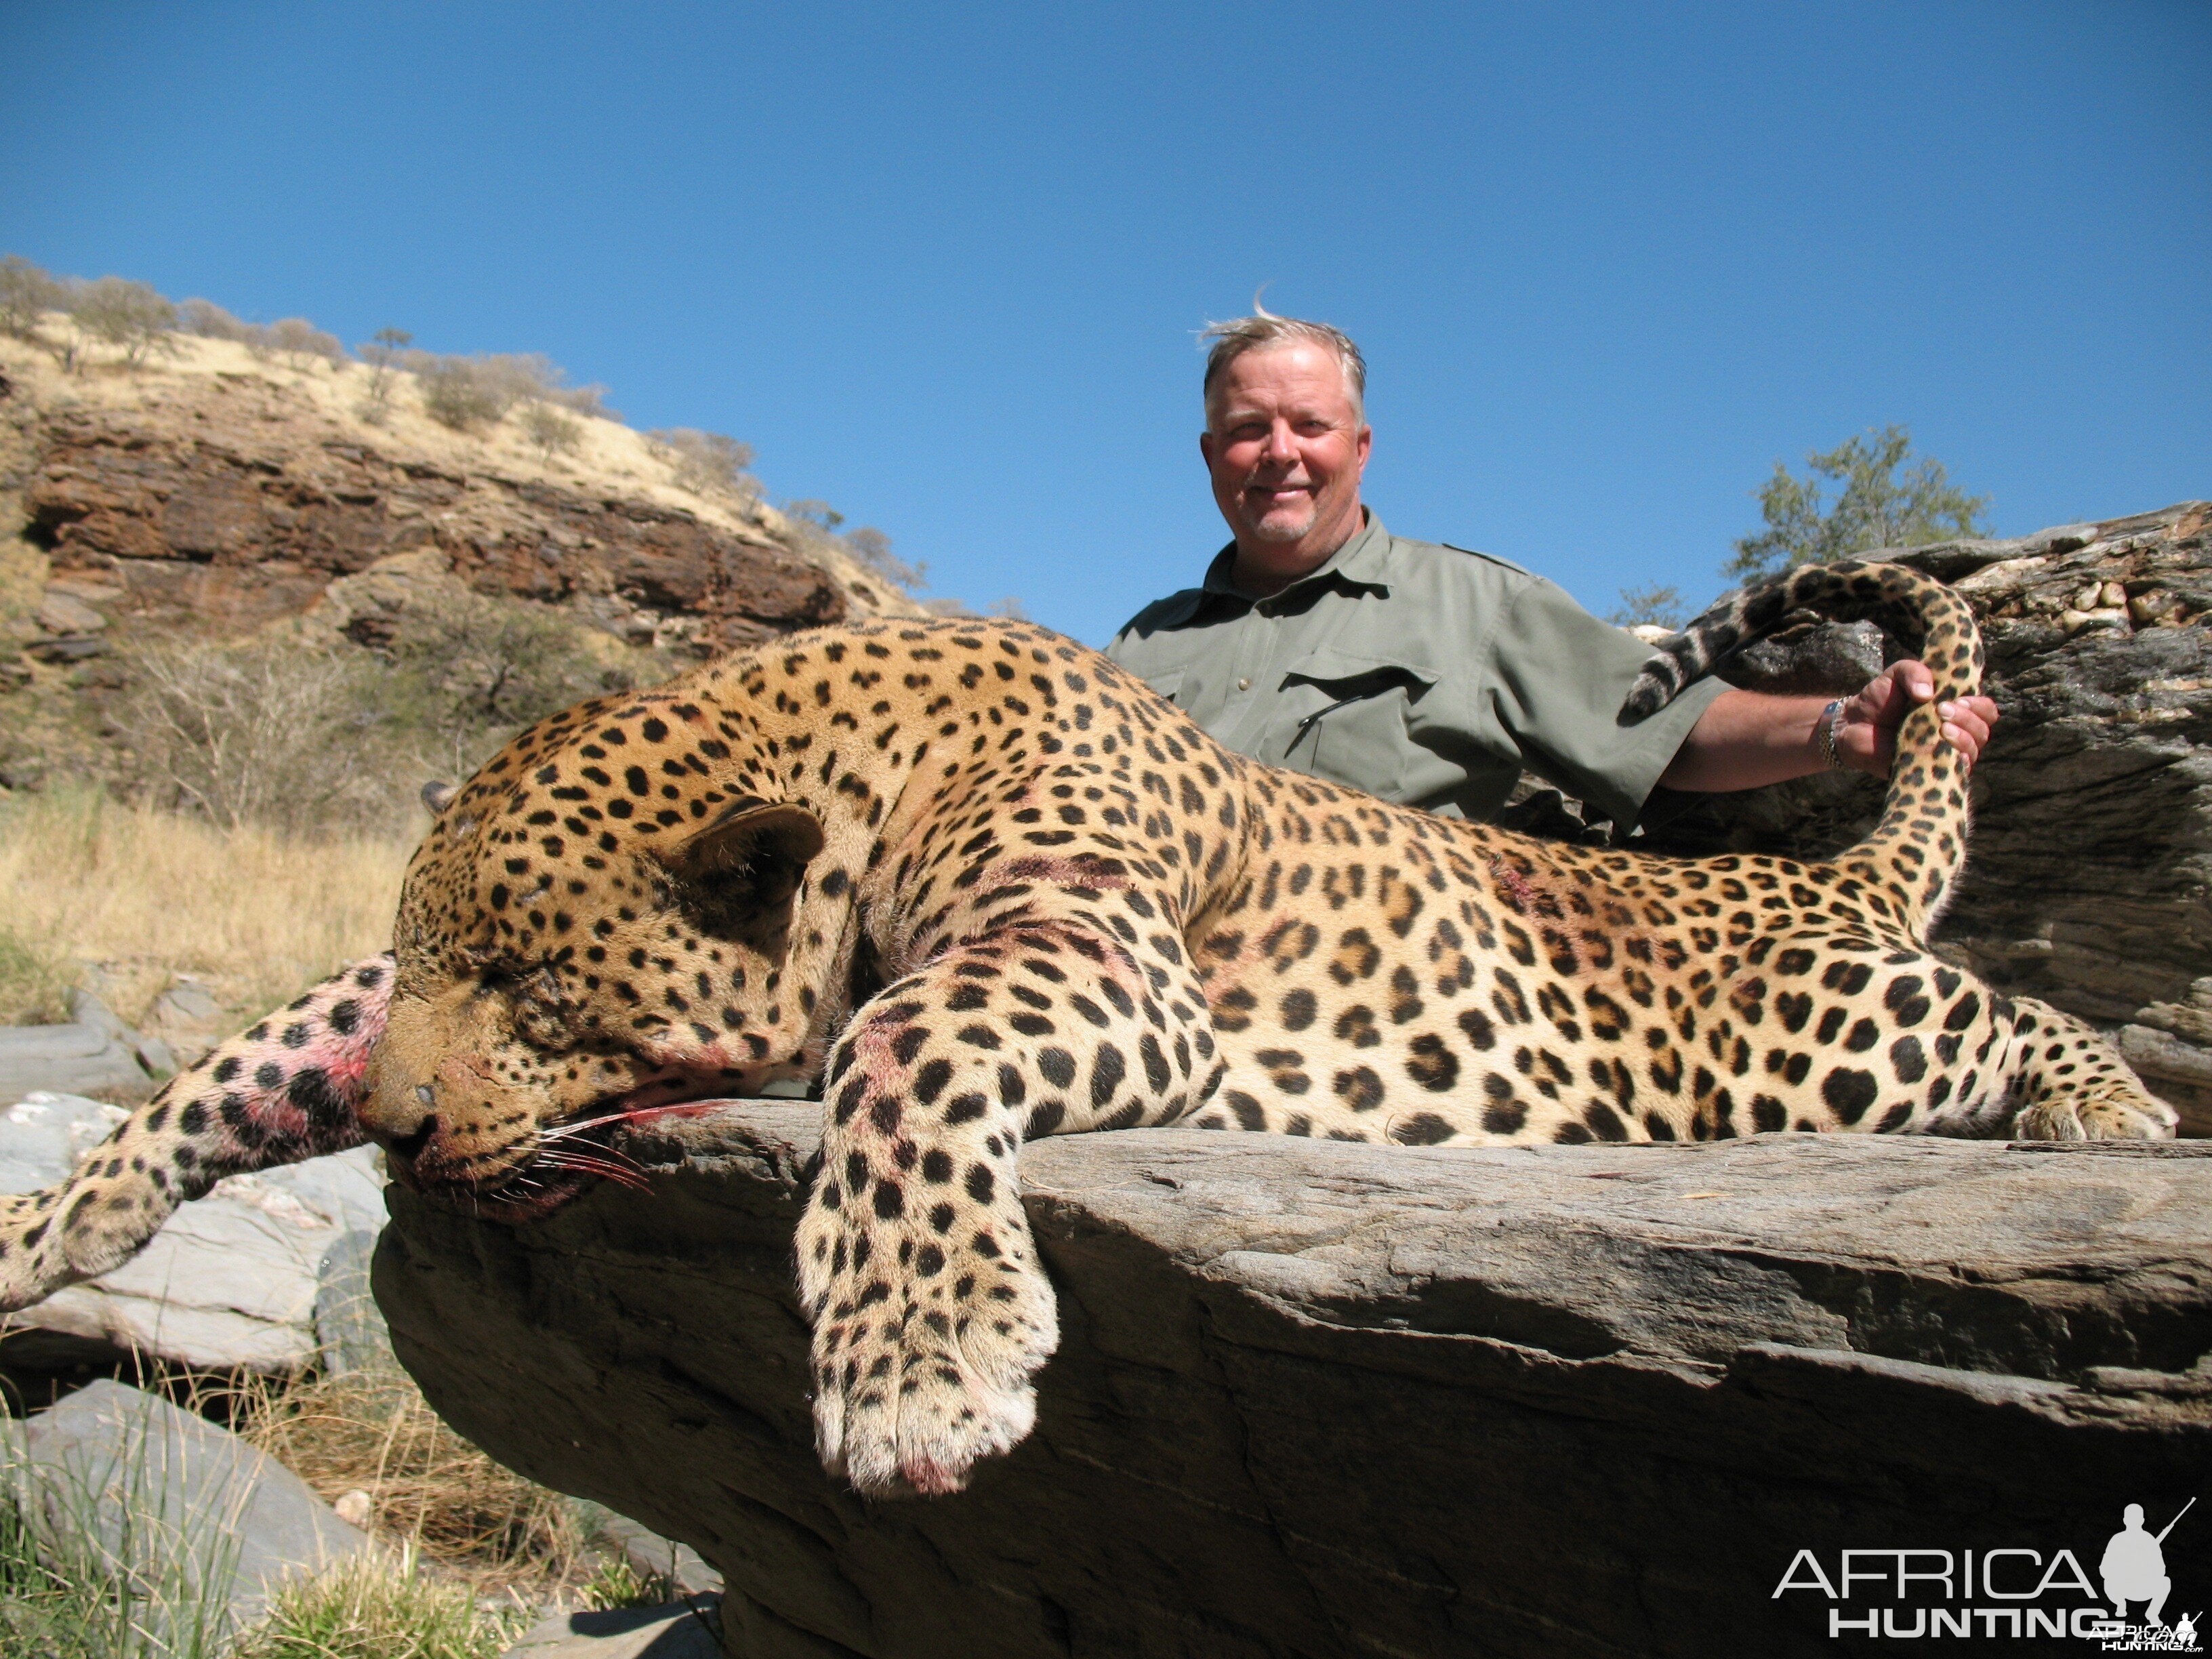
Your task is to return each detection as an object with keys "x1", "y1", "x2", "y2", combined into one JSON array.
[
  {"x1": 659, "y1": 798, "x2": 827, "y2": 949},
  {"x1": 421, "y1": 780, "x2": 459, "y2": 815},
  {"x1": 662, "y1": 796, "x2": 825, "y2": 885}
]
